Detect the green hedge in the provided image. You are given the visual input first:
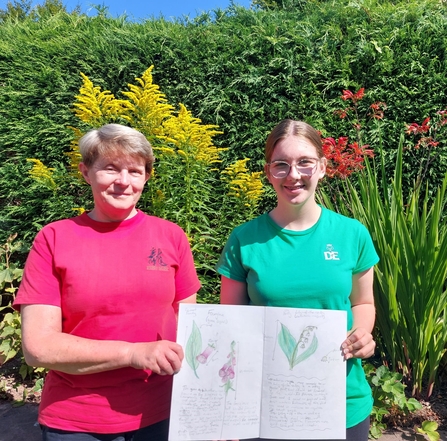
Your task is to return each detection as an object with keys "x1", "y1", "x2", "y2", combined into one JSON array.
[{"x1": 1, "y1": 0, "x2": 447, "y2": 245}]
